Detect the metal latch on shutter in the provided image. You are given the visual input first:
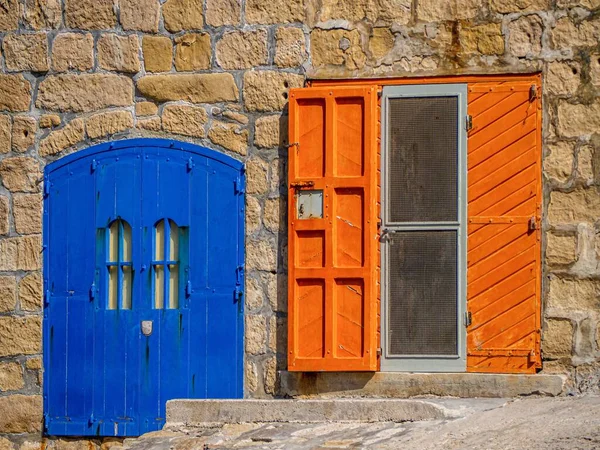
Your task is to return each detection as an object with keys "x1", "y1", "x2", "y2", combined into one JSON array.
[
  {"x1": 465, "y1": 115, "x2": 473, "y2": 131},
  {"x1": 529, "y1": 84, "x2": 537, "y2": 102},
  {"x1": 464, "y1": 311, "x2": 472, "y2": 327}
]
